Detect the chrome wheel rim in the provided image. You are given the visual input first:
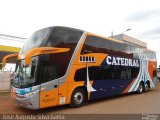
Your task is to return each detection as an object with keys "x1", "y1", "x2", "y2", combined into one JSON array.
[
  {"x1": 139, "y1": 84, "x2": 143, "y2": 93},
  {"x1": 145, "y1": 84, "x2": 149, "y2": 91},
  {"x1": 74, "y1": 92, "x2": 83, "y2": 104}
]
